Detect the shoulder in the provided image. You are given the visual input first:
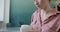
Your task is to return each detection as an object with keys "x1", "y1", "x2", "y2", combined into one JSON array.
[
  {"x1": 31, "y1": 9, "x2": 41, "y2": 22},
  {"x1": 32, "y1": 9, "x2": 41, "y2": 16}
]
